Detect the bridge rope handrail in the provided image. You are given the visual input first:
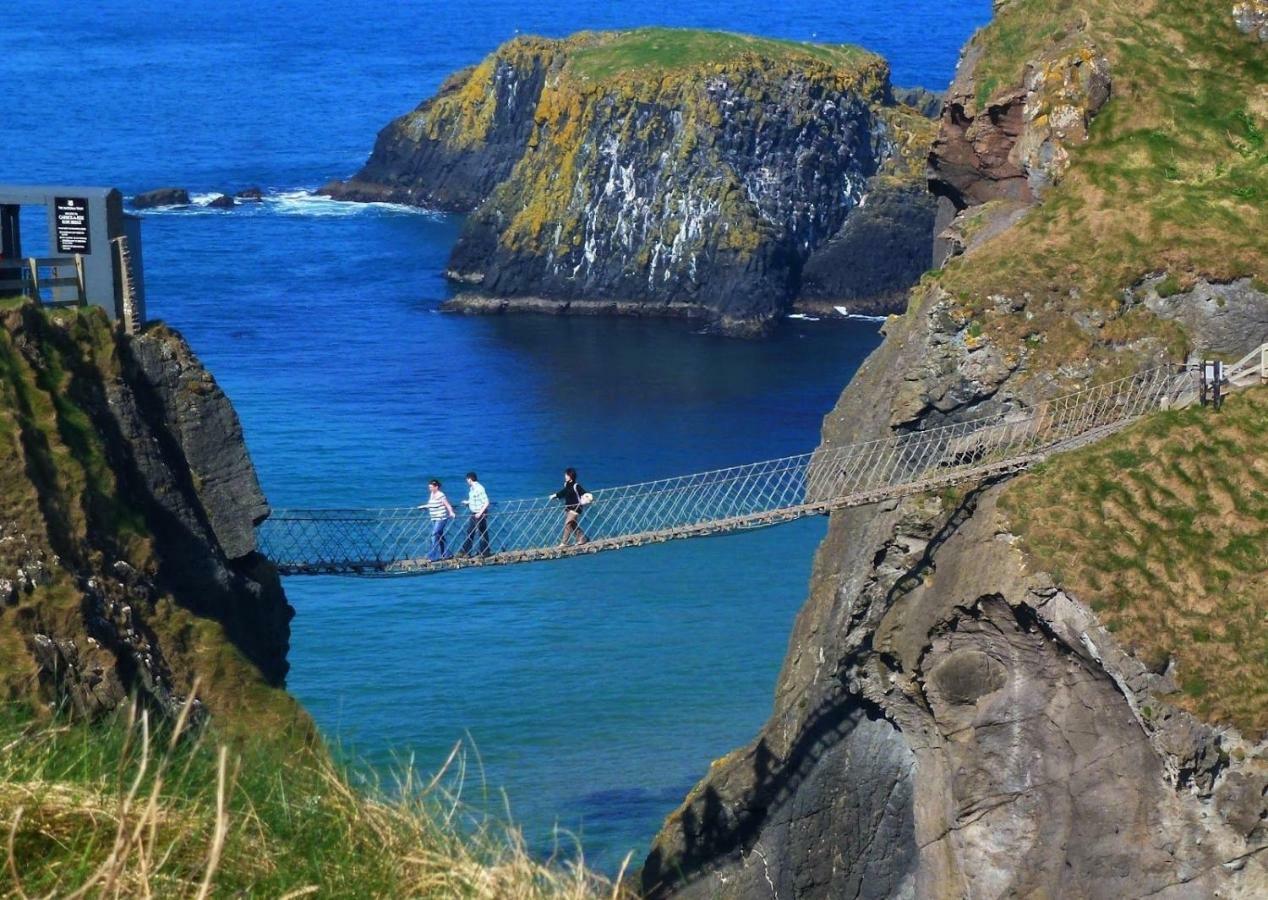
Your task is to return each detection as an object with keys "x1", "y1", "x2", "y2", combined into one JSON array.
[{"x1": 257, "y1": 359, "x2": 1228, "y2": 576}]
